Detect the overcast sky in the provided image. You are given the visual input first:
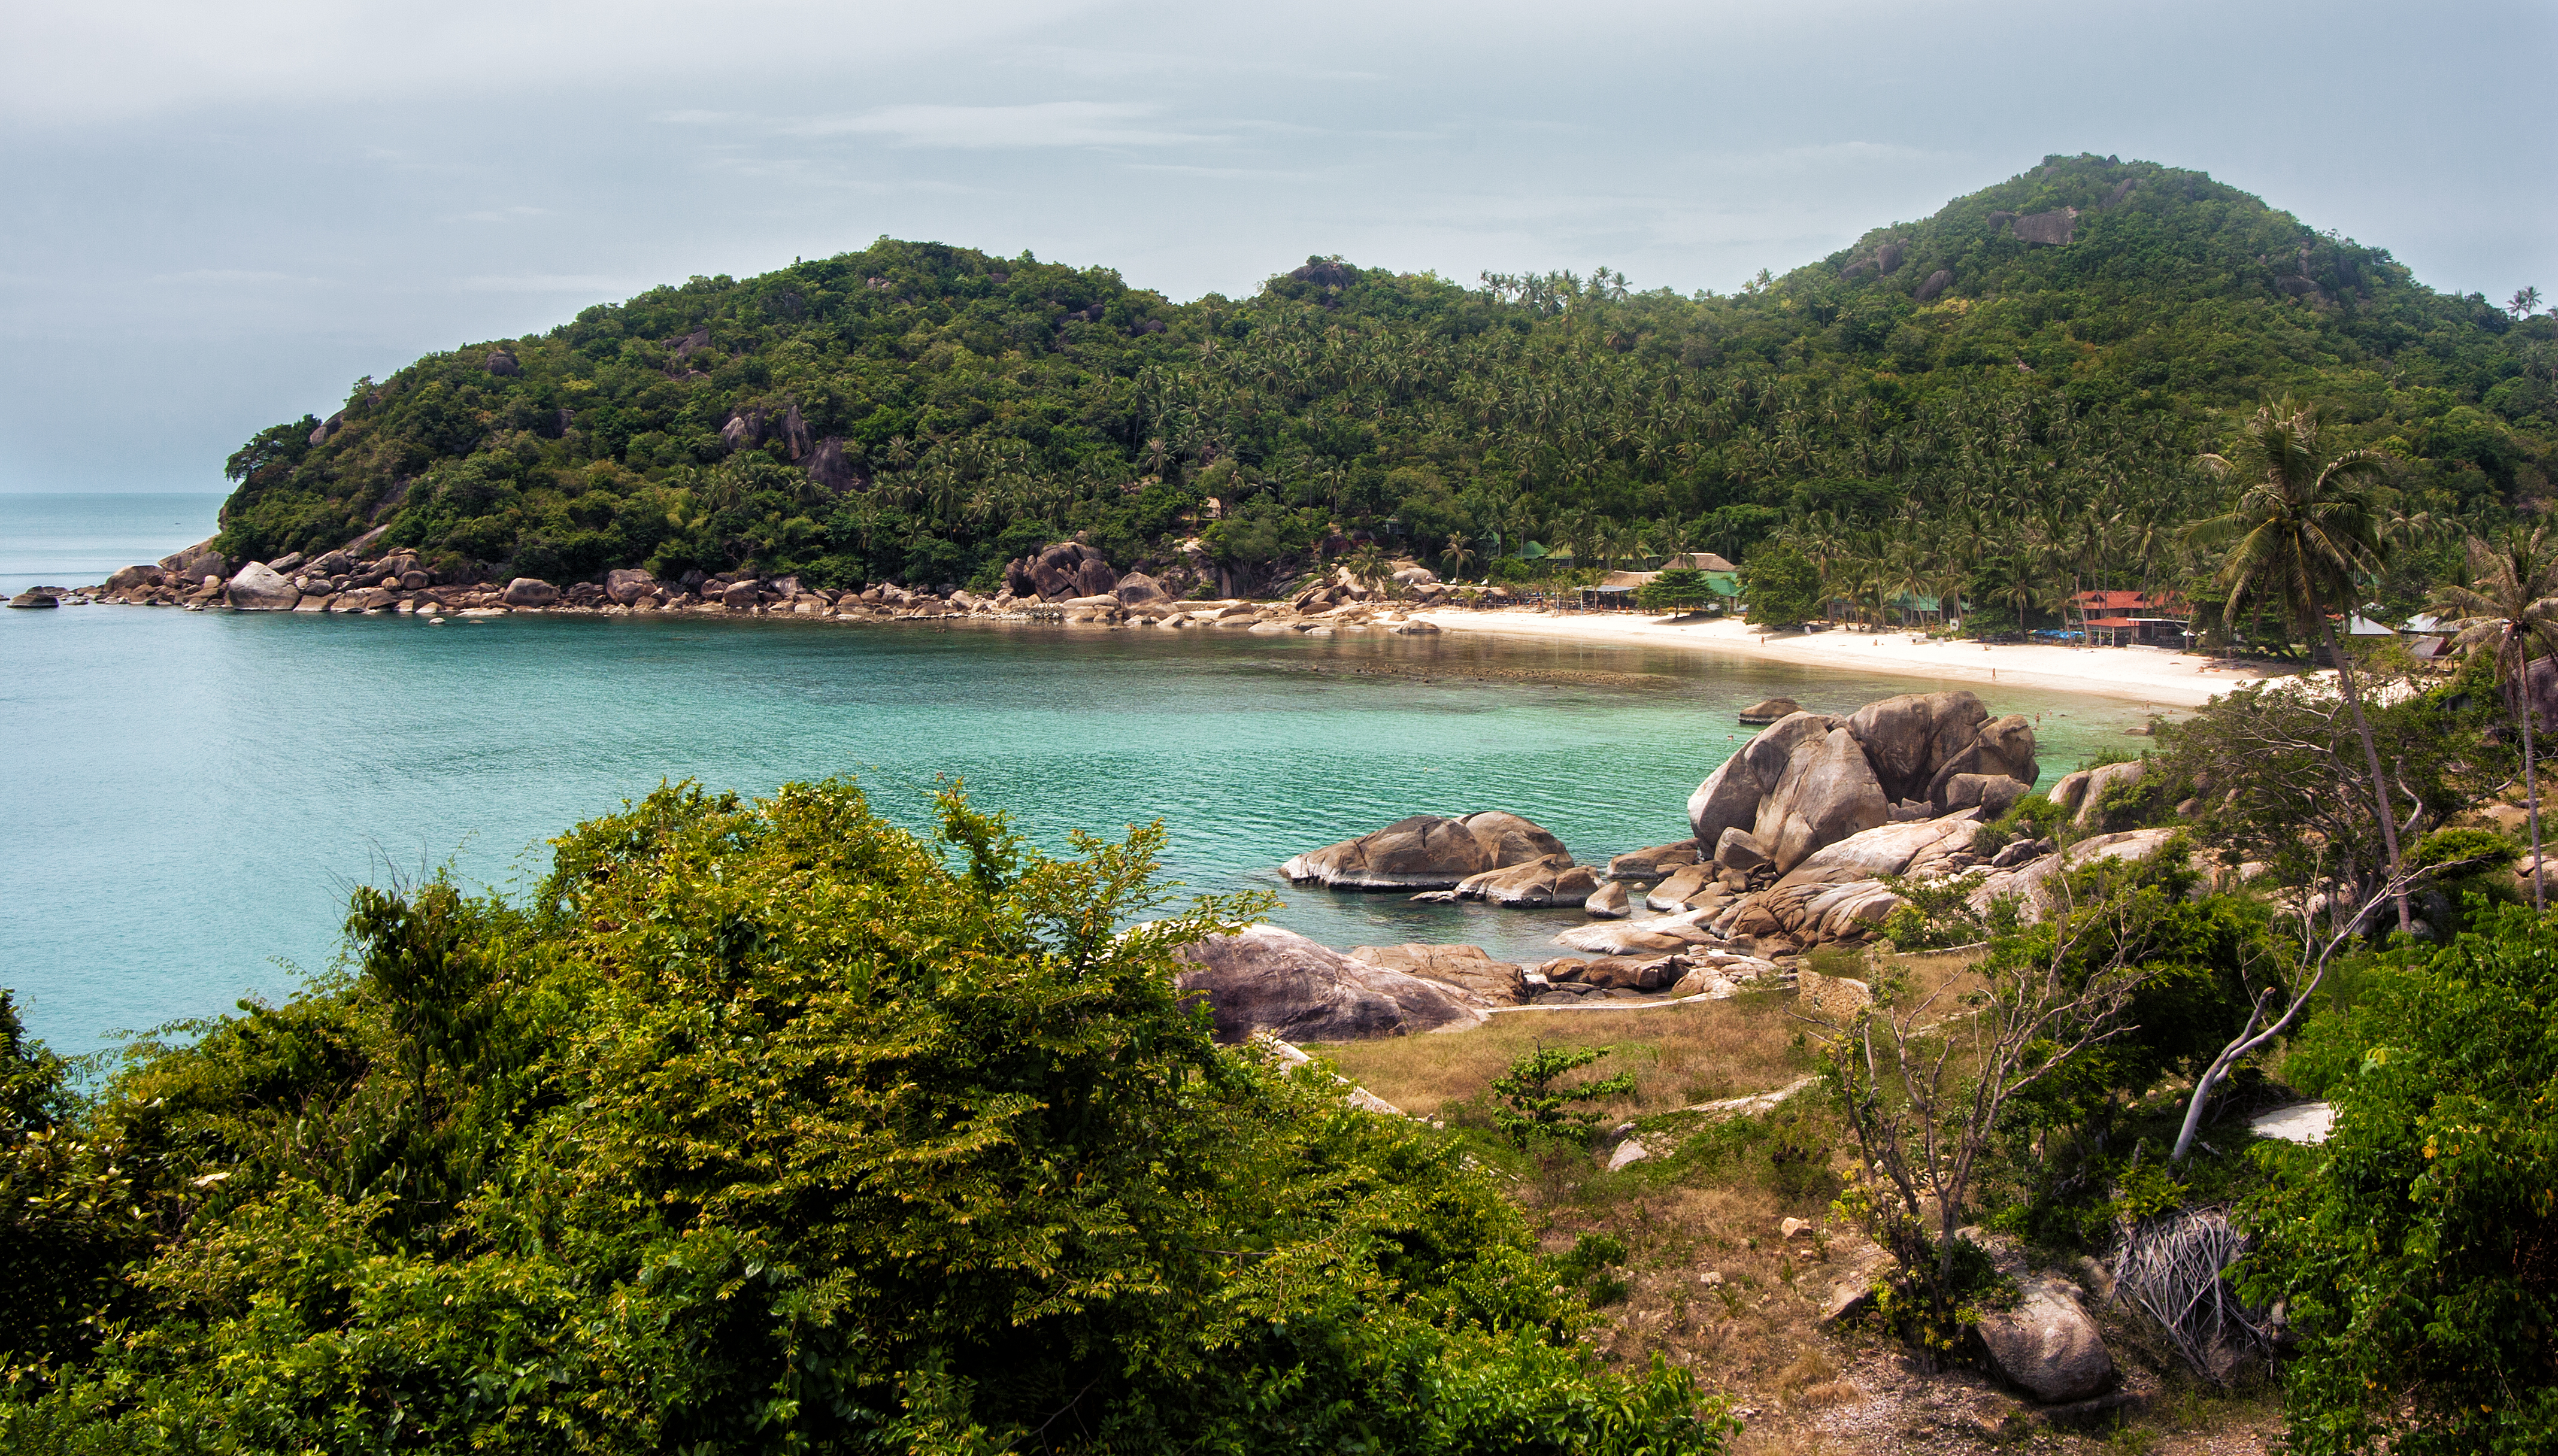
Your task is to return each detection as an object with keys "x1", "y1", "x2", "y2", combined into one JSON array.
[{"x1": 6, "y1": 0, "x2": 2551, "y2": 493}]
